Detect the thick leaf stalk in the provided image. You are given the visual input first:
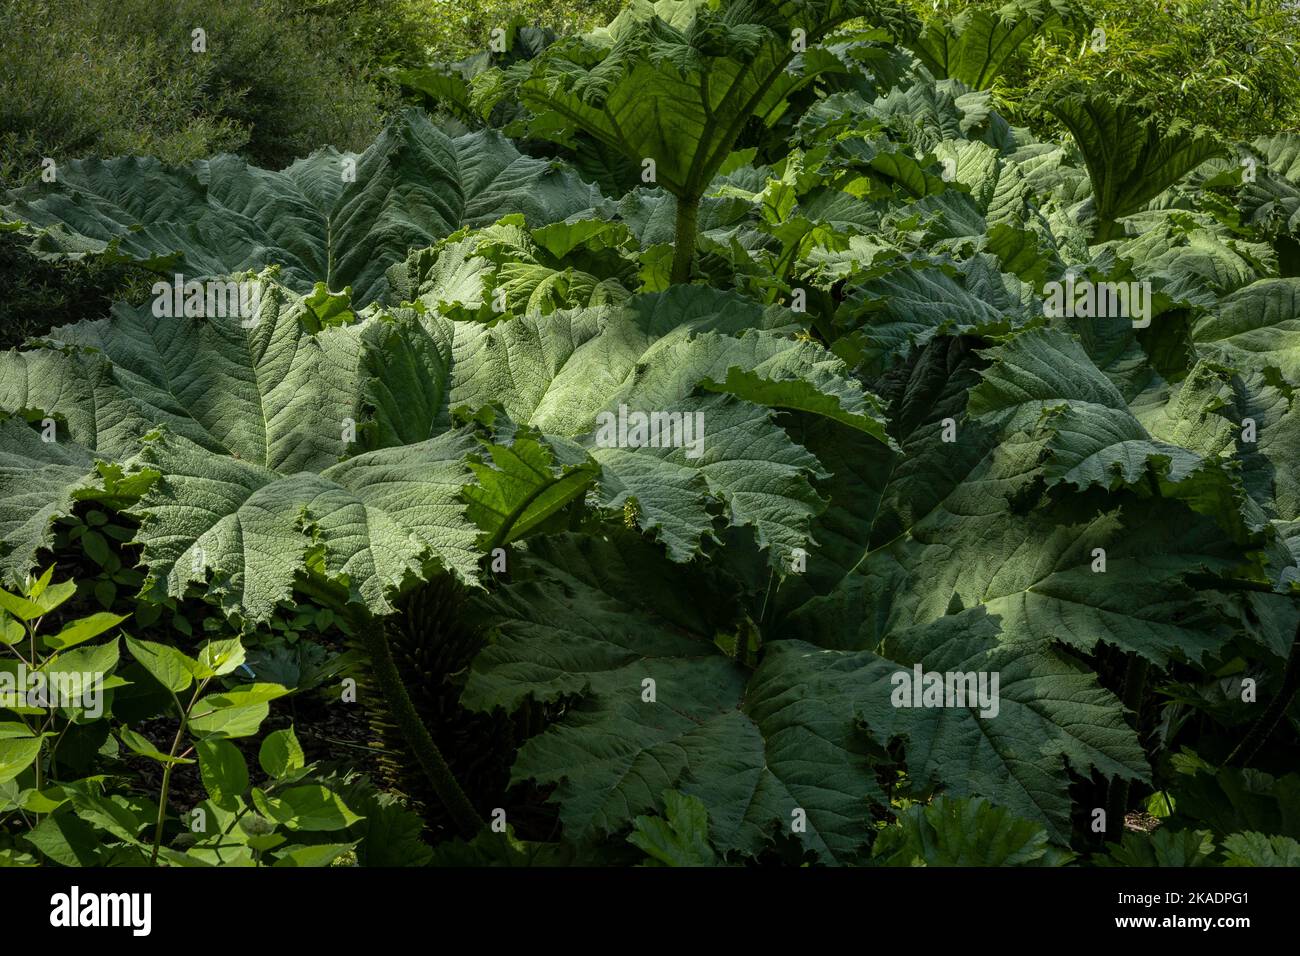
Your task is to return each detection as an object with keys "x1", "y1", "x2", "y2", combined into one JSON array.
[
  {"x1": 356, "y1": 617, "x2": 485, "y2": 839},
  {"x1": 296, "y1": 575, "x2": 483, "y2": 839},
  {"x1": 671, "y1": 196, "x2": 701, "y2": 284}
]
